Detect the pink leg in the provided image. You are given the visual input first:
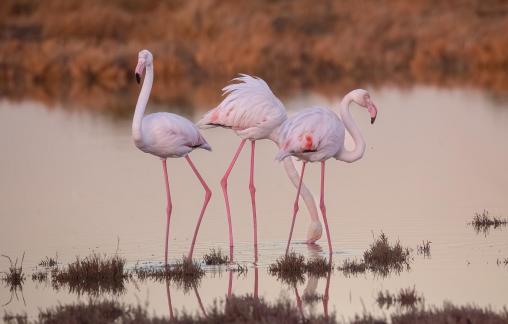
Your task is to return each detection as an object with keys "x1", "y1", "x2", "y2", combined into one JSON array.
[
  {"x1": 254, "y1": 267, "x2": 259, "y2": 299},
  {"x1": 165, "y1": 280, "x2": 174, "y2": 319},
  {"x1": 186, "y1": 155, "x2": 212, "y2": 260},
  {"x1": 285, "y1": 162, "x2": 307, "y2": 255},
  {"x1": 227, "y1": 271, "x2": 233, "y2": 297},
  {"x1": 323, "y1": 257, "x2": 332, "y2": 319},
  {"x1": 221, "y1": 139, "x2": 247, "y2": 261},
  {"x1": 162, "y1": 160, "x2": 173, "y2": 267},
  {"x1": 294, "y1": 285, "x2": 304, "y2": 319},
  {"x1": 320, "y1": 161, "x2": 333, "y2": 256},
  {"x1": 249, "y1": 140, "x2": 258, "y2": 263},
  {"x1": 194, "y1": 284, "x2": 207, "y2": 316}
]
